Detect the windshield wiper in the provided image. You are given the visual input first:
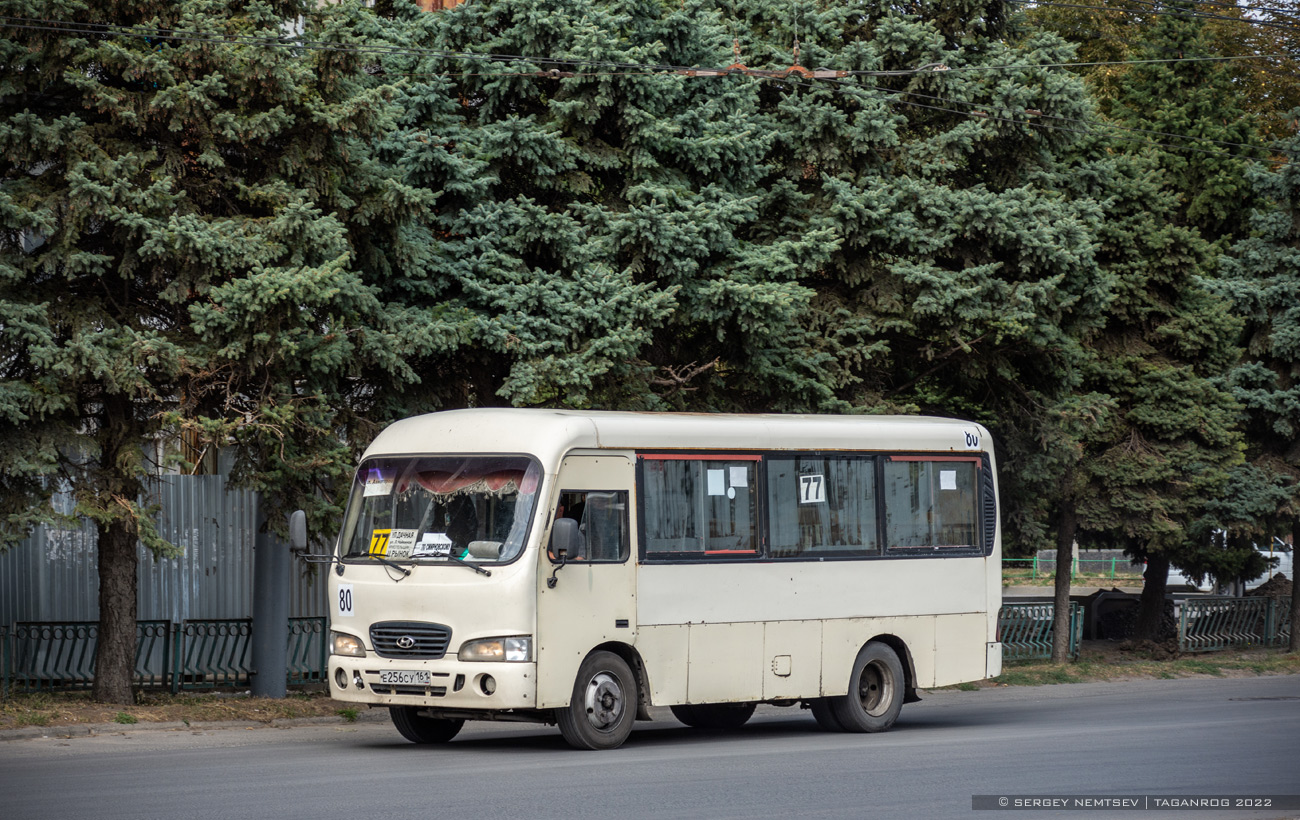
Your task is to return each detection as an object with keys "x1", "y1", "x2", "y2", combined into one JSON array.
[
  {"x1": 438, "y1": 553, "x2": 491, "y2": 577},
  {"x1": 365, "y1": 553, "x2": 411, "y2": 577}
]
